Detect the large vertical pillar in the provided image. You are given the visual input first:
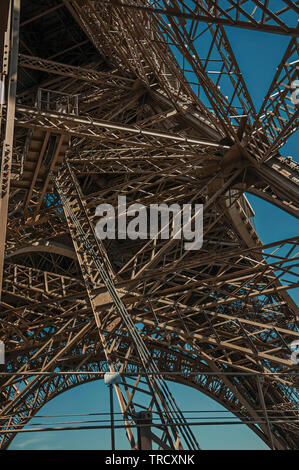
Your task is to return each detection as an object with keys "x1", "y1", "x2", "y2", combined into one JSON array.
[
  {"x1": 0, "y1": 0, "x2": 20, "y2": 299},
  {"x1": 0, "y1": 0, "x2": 11, "y2": 120}
]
